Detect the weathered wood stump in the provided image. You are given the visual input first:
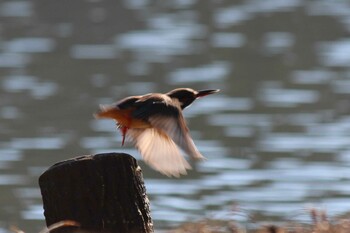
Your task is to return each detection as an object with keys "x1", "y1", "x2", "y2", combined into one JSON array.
[{"x1": 39, "y1": 153, "x2": 153, "y2": 233}]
